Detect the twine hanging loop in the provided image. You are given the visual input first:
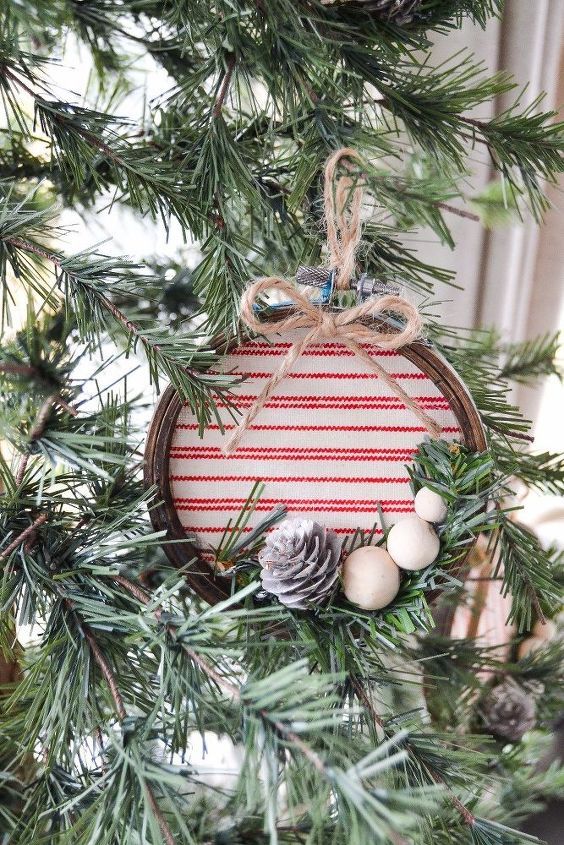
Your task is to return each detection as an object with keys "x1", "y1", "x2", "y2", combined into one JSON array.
[
  {"x1": 323, "y1": 146, "x2": 364, "y2": 290},
  {"x1": 222, "y1": 149, "x2": 443, "y2": 455}
]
